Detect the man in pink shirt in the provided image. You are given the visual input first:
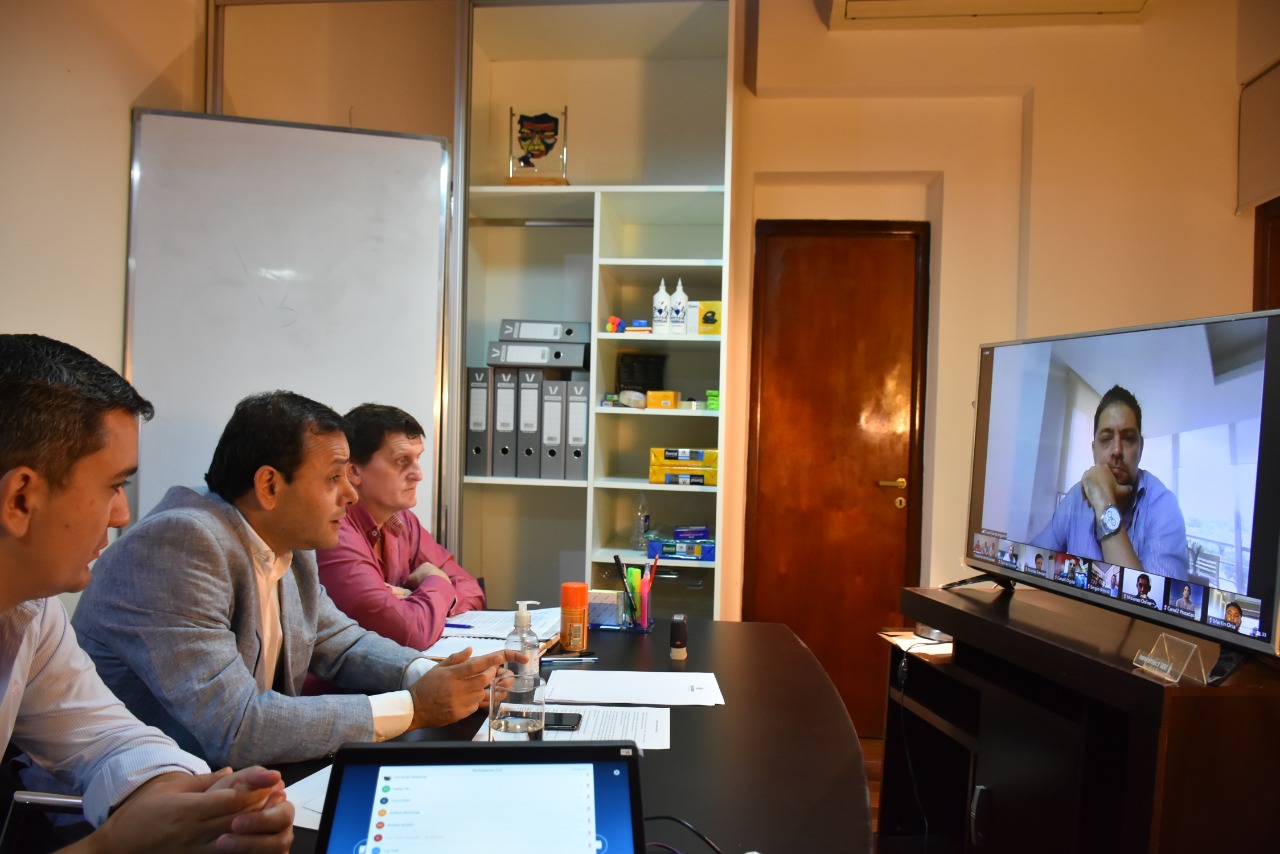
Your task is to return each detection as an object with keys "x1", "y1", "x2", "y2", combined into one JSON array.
[{"x1": 316, "y1": 404, "x2": 485, "y2": 652}]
